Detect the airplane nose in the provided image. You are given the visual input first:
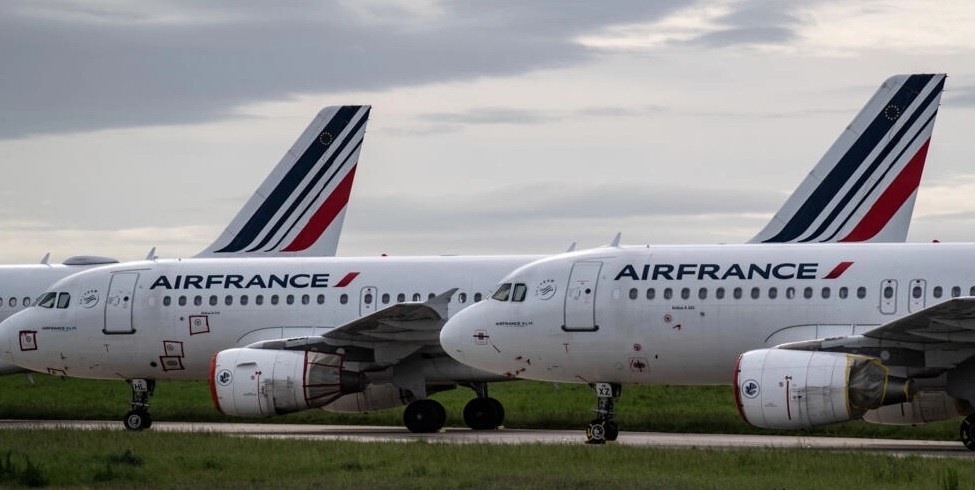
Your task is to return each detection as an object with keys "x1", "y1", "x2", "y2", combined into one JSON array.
[
  {"x1": 441, "y1": 306, "x2": 478, "y2": 363},
  {"x1": 0, "y1": 312, "x2": 21, "y2": 367}
]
